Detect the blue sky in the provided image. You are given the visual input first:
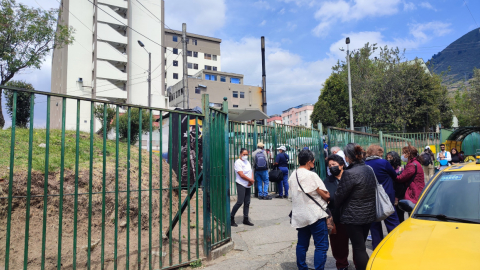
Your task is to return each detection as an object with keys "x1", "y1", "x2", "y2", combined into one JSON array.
[{"x1": 4, "y1": 0, "x2": 480, "y2": 127}]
